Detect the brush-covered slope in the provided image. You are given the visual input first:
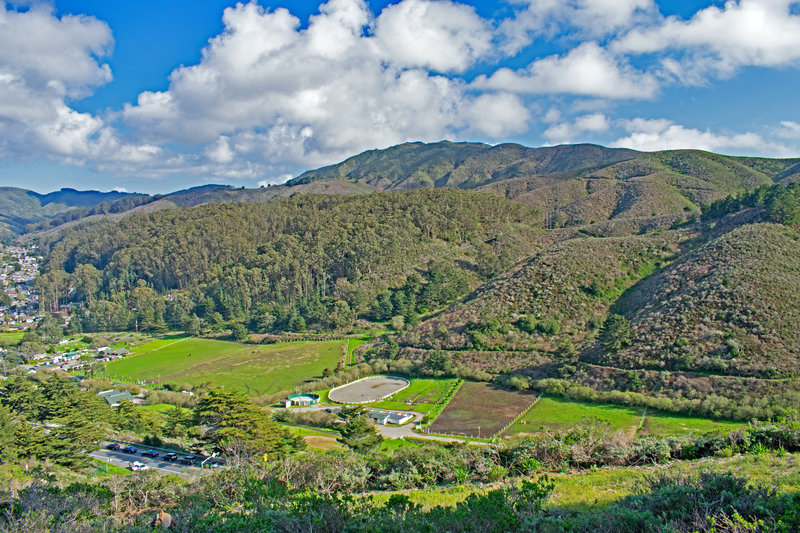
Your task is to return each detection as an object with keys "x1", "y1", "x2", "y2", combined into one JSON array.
[
  {"x1": 601, "y1": 222, "x2": 800, "y2": 379},
  {"x1": 288, "y1": 141, "x2": 641, "y2": 190},
  {"x1": 403, "y1": 229, "x2": 685, "y2": 352}
]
